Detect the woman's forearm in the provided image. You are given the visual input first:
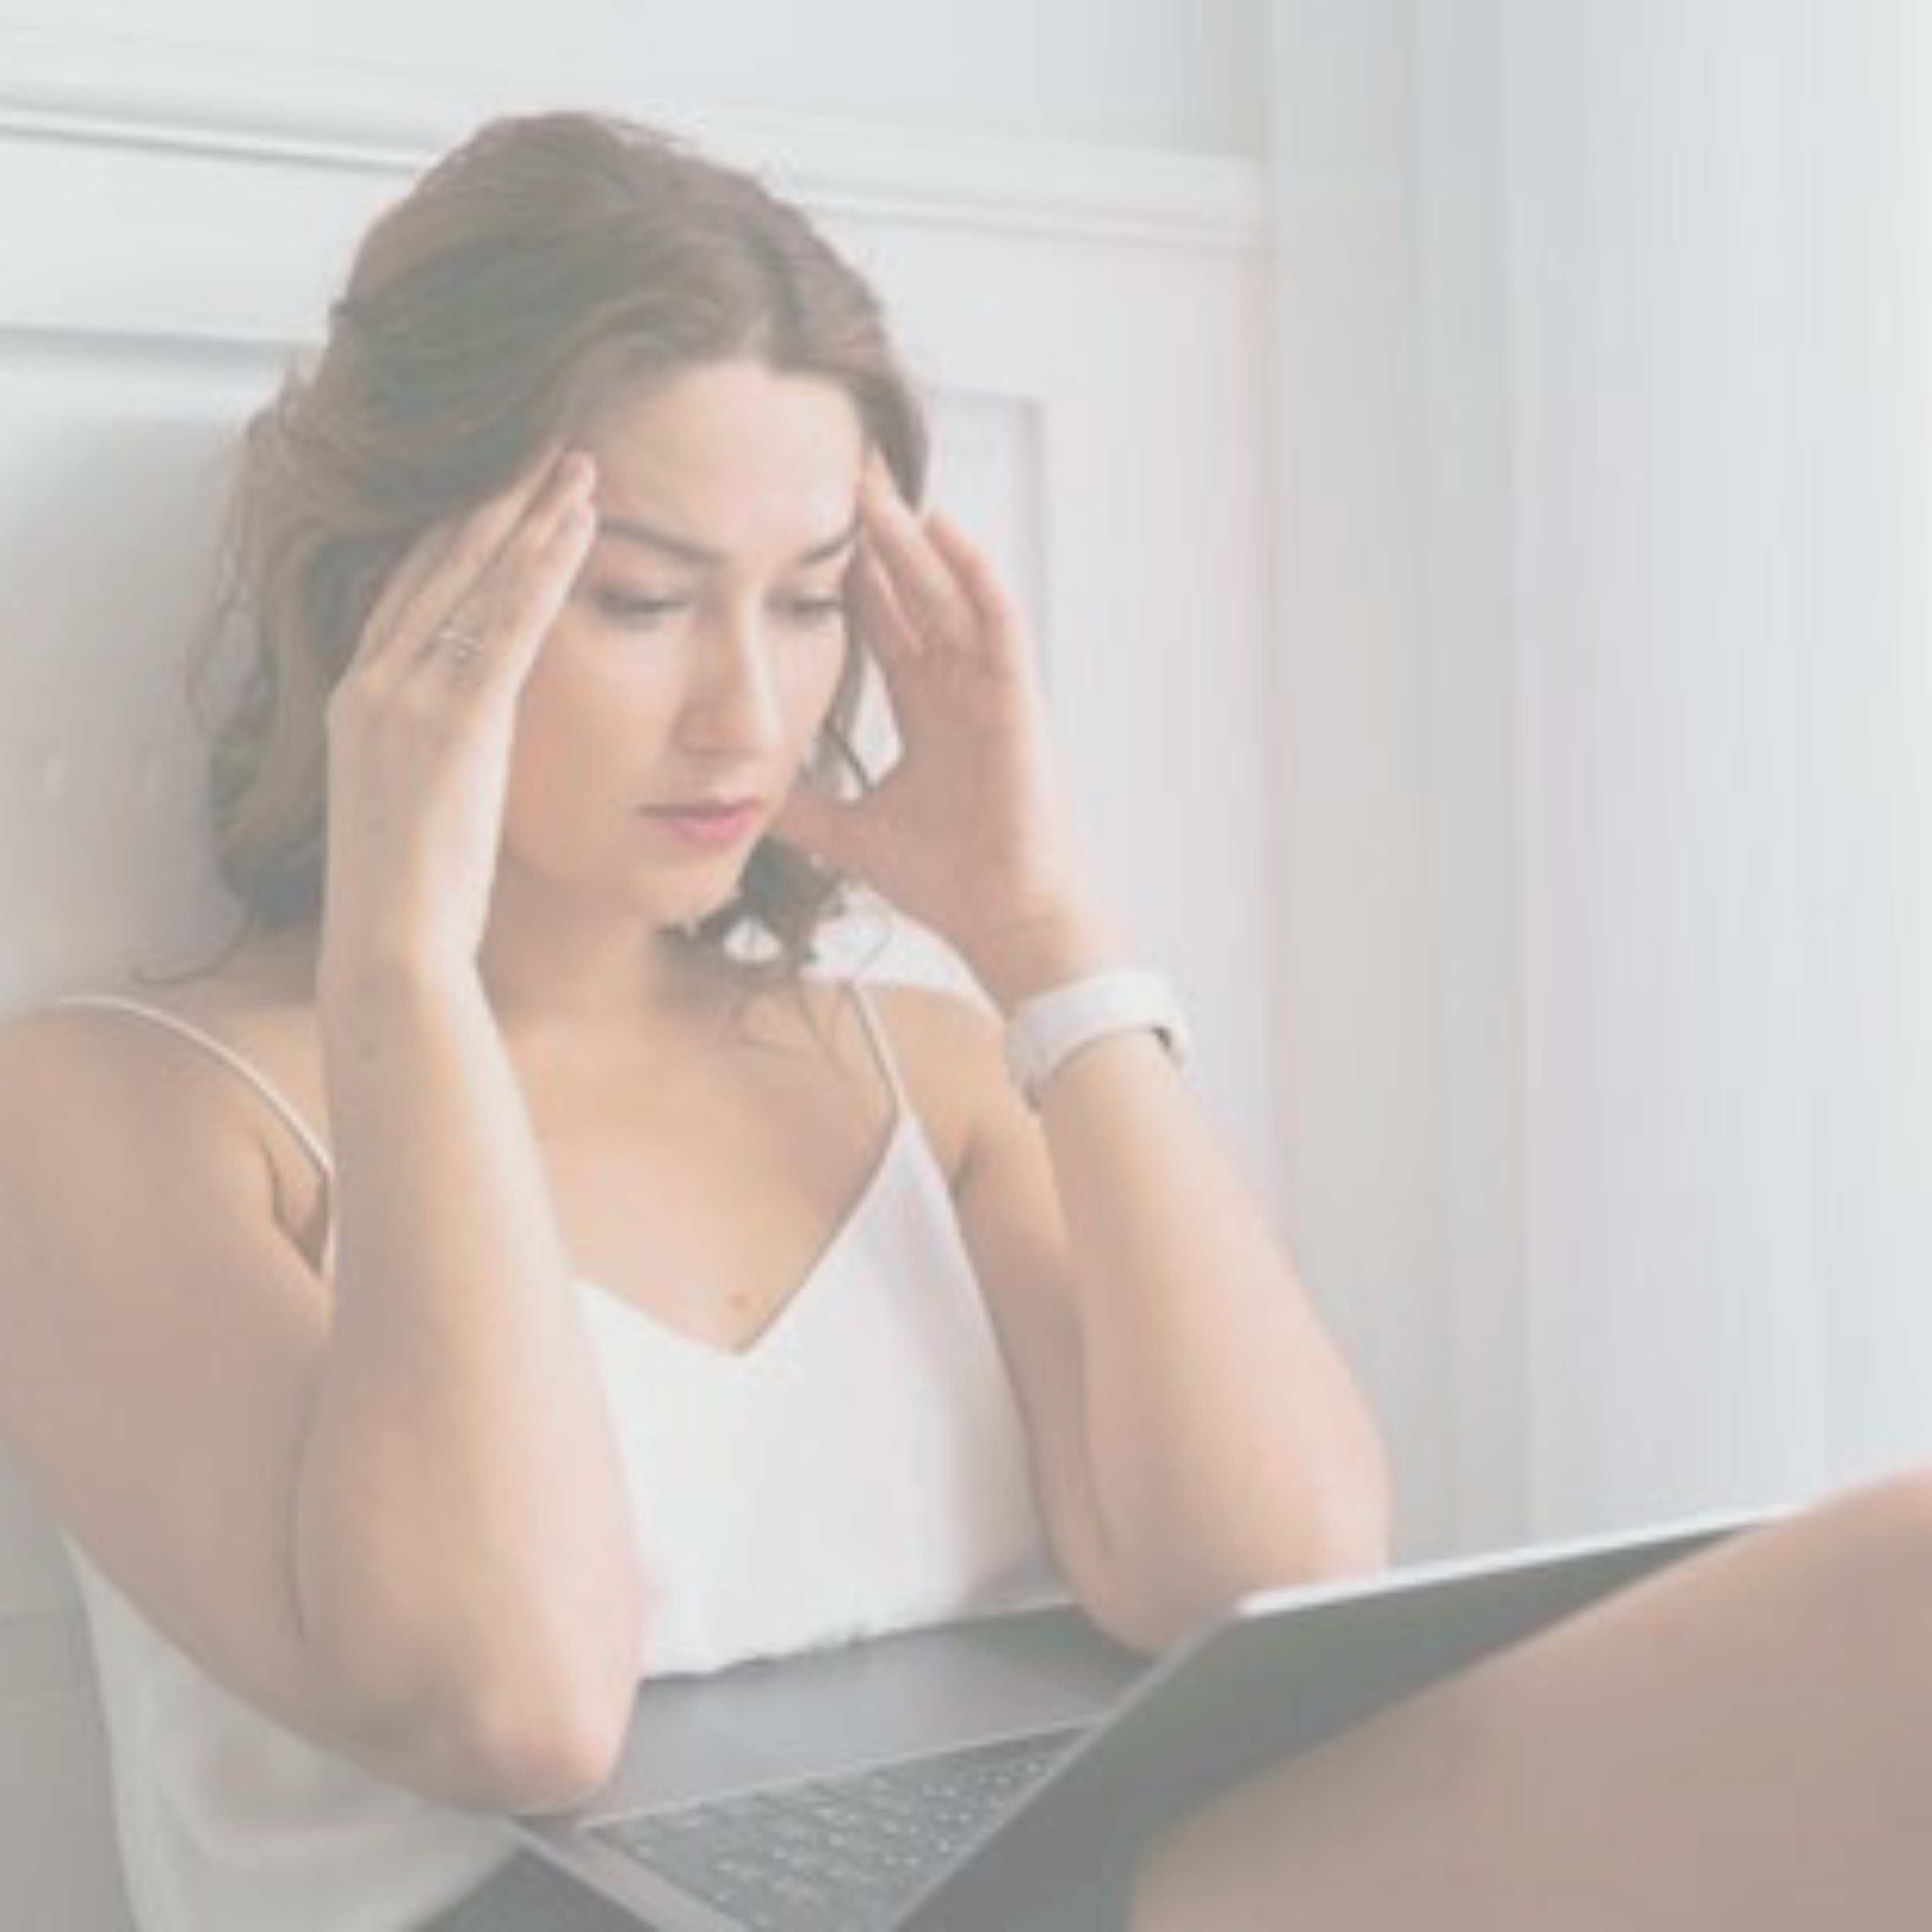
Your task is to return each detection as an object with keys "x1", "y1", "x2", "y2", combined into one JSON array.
[
  {"x1": 1044, "y1": 1030, "x2": 1392, "y2": 1635},
  {"x1": 972, "y1": 911, "x2": 1395, "y2": 1649},
  {"x1": 297, "y1": 956, "x2": 645, "y2": 1789}
]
